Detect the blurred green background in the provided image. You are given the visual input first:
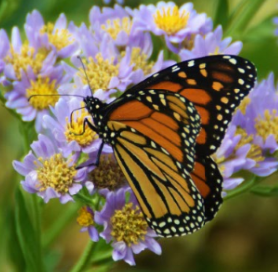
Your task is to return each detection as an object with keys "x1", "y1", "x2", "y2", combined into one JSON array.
[{"x1": 1, "y1": 0, "x2": 278, "y2": 271}]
